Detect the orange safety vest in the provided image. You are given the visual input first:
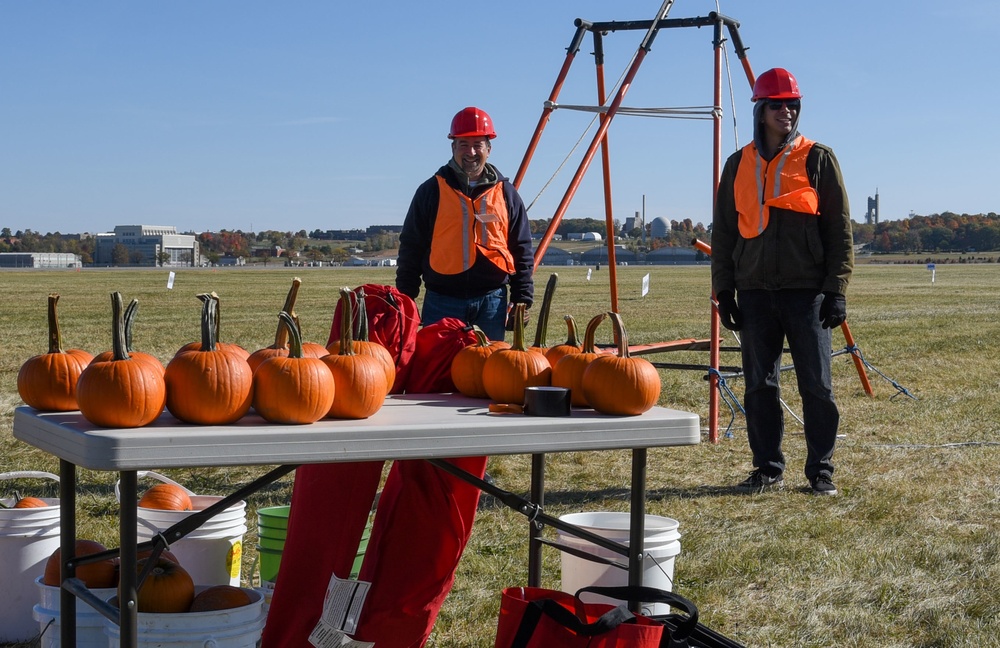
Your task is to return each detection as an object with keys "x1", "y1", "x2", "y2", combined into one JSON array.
[
  {"x1": 429, "y1": 176, "x2": 515, "y2": 275},
  {"x1": 734, "y1": 135, "x2": 820, "y2": 239}
]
